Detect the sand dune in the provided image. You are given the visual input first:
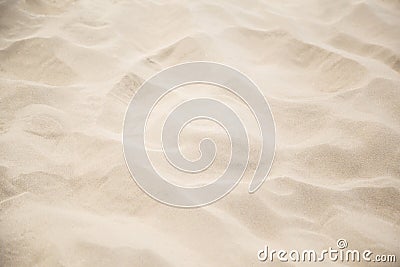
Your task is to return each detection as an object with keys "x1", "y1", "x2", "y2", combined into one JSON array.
[{"x1": 0, "y1": 0, "x2": 399, "y2": 266}]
